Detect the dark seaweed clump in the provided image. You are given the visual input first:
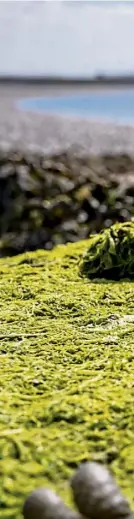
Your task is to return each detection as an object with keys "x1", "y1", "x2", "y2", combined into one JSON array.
[
  {"x1": 0, "y1": 150, "x2": 134, "y2": 257},
  {"x1": 80, "y1": 221, "x2": 134, "y2": 280}
]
